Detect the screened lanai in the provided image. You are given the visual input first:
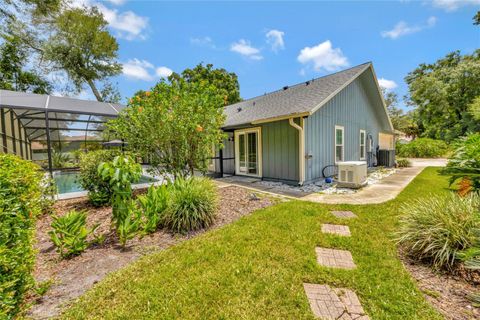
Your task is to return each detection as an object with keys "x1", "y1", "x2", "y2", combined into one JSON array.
[{"x1": 0, "y1": 89, "x2": 125, "y2": 173}]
